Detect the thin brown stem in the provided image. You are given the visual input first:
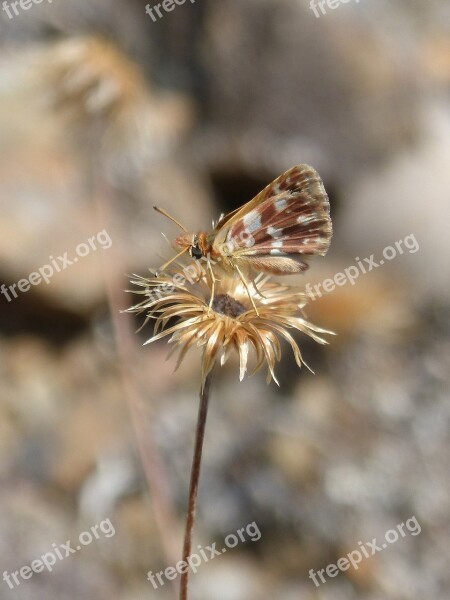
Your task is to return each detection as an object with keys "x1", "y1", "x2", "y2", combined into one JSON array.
[{"x1": 180, "y1": 371, "x2": 214, "y2": 600}]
